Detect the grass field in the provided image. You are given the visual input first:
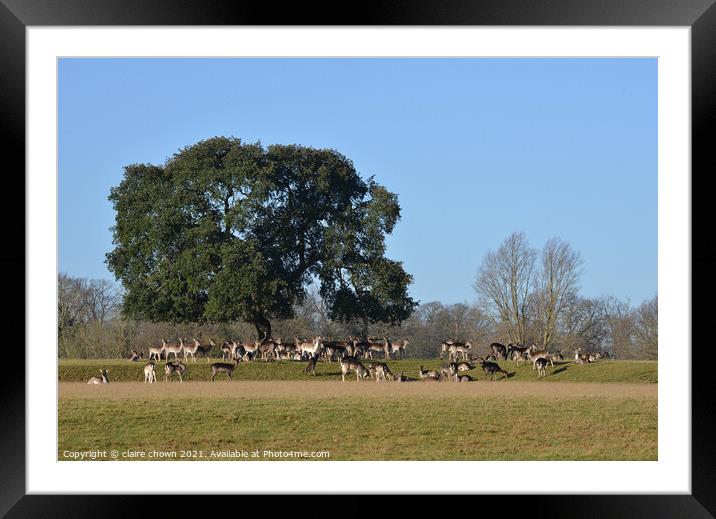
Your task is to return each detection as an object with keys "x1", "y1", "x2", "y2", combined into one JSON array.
[
  {"x1": 58, "y1": 358, "x2": 657, "y2": 461},
  {"x1": 59, "y1": 358, "x2": 658, "y2": 383}
]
